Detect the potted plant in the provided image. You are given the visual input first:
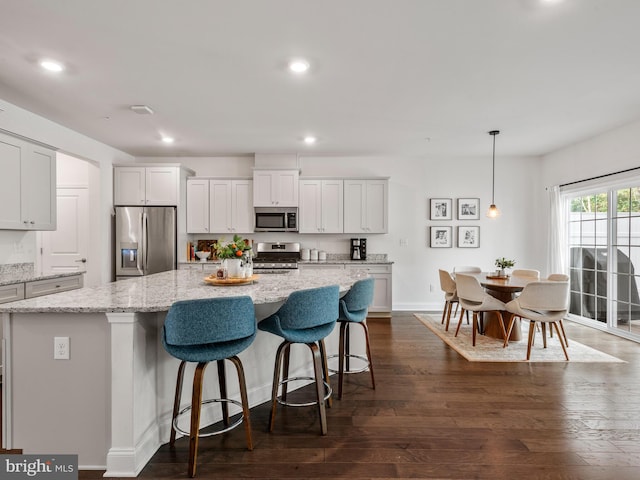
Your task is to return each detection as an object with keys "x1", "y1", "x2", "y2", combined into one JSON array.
[
  {"x1": 495, "y1": 257, "x2": 515, "y2": 277},
  {"x1": 213, "y1": 235, "x2": 251, "y2": 277}
]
